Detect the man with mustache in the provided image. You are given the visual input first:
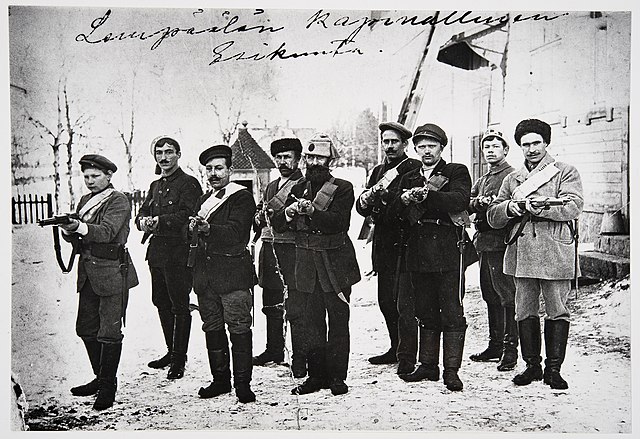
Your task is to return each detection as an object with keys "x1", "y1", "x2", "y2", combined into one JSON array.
[
  {"x1": 60, "y1": 154, "x2": 139, "y2": 410},
  {"x1": 487, "y1": 119, "x2": 583, "y2": 390},
  {"x1": 392, "y1": 123, "x2": 475, "y2": 391},
  {"x1": 271, "y1": 133, "x2": 360, "y2": 396},
  {"x1": 468, "y1": 129, "x2": 518, "y2": 372},
  {"x1": 253, "y1": 138, "x2": 306, "y2": 377},
  {"x1": 190, "y1": 144, "x2": 257, "y2": 403},
  {"x1": 136, "y1": 137, "x2": 202, "y2": 380},
  {"x1": 356, "y1": 122, "x2": 421, "y2": 374}
]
